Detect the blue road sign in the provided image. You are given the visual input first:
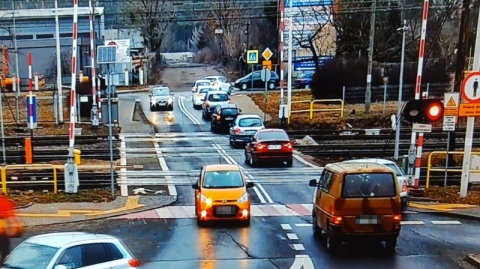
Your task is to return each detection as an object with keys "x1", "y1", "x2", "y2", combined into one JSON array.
[
  {"x1": 26, "y1": 96, "x2": 37, "y2": 129},
  {"x1": 97, "y1": 45, "x2": 117, "y2": 64},
  {"x1": 293, "y1": 56, "x2": 333, "y2": 71},
  {"x1": 247, "y1": 50, "x2": 259, "y2": 64},
  {"x1": 285, "y1": 0, "x2": 332, "y2": 7}
]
